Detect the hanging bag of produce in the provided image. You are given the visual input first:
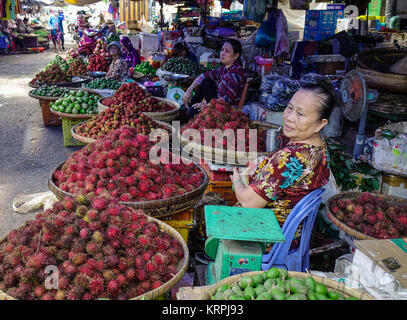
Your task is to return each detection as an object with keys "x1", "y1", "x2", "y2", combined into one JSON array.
[{"x1": 255, "y1": 10, "x2": 278, "y2": 49}]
